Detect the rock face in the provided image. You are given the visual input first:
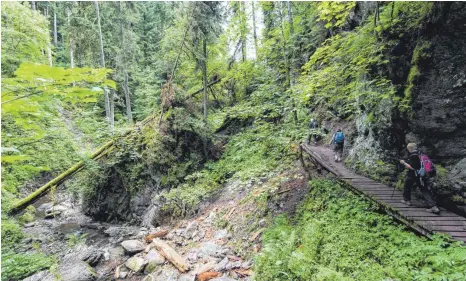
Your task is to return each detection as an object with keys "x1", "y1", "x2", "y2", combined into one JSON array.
[
  {"x1": 409, "y1": 2, "x2": 466, "y2": 162},
  {"x1": 121, "y1": 240, "x2": 145, "y2": 255}
]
